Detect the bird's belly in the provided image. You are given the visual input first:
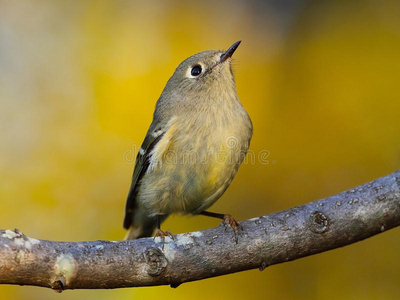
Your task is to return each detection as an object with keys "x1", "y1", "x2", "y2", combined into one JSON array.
[{"x1": 137, "y1": 137, "x2": 245, "y2": 216}]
